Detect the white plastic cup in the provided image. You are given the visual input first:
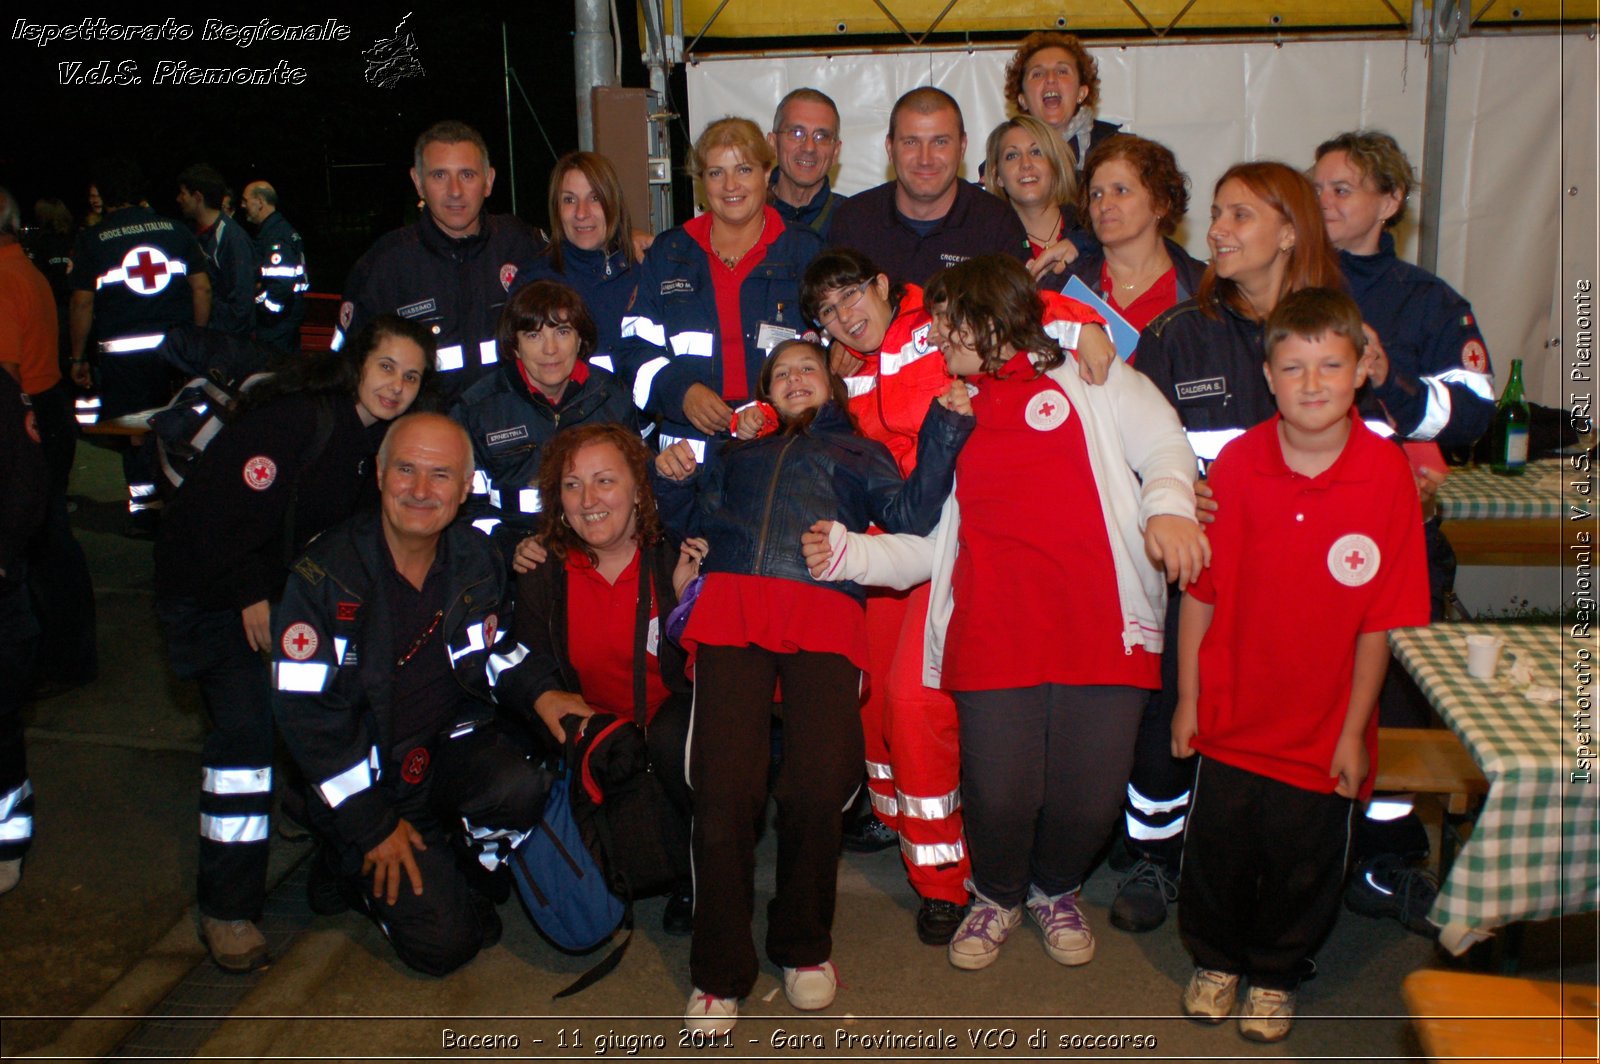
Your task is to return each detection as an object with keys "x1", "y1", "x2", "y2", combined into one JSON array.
[{"x1": 1465, "y1": 634, "x2": 1505, "y2": 680}]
